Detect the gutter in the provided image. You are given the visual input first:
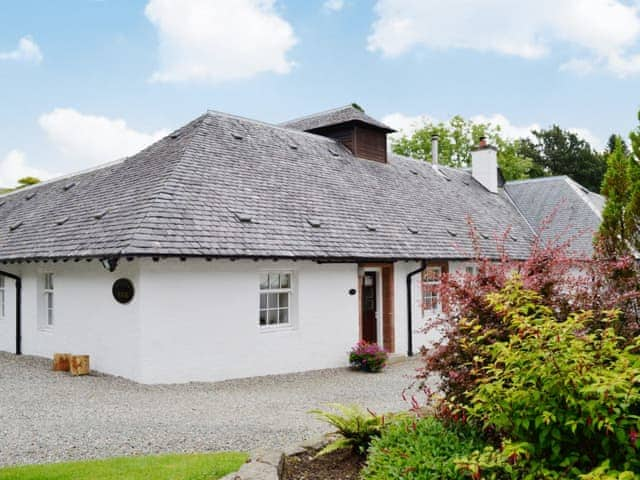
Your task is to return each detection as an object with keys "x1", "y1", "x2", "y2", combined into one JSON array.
[
  {"x1": 0, "y1": 270, "x2": 21, "y2": 355},
  {"x1": 406, "y1": 260, "x2": 426, "y2": 357}
]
